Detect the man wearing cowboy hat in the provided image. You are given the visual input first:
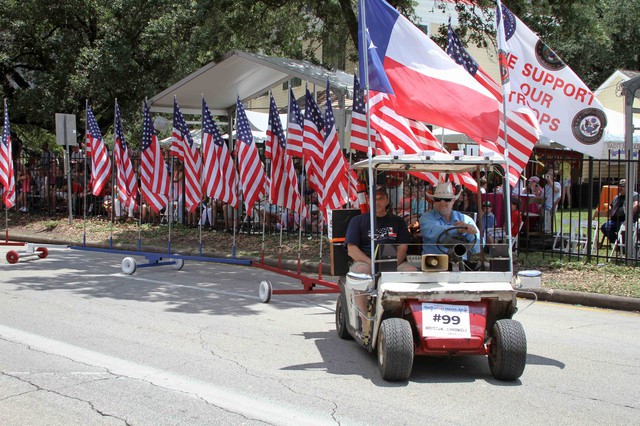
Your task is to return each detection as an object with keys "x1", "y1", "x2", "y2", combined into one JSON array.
[
  {"x1": 419, "y1": 182, "x2": 479, "y2": 256},
  {"x1": 345, "y1": 188, "x2": 416, "y2": 273}
]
